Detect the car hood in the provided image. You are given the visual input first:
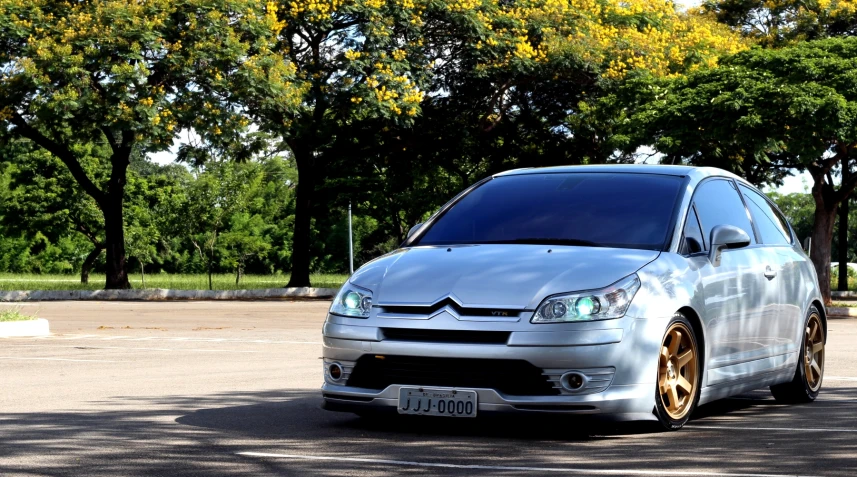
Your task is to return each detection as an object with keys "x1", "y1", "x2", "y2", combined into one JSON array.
[{"x1": 349, "y1": 245, "x2": 659, "y2": 310}]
